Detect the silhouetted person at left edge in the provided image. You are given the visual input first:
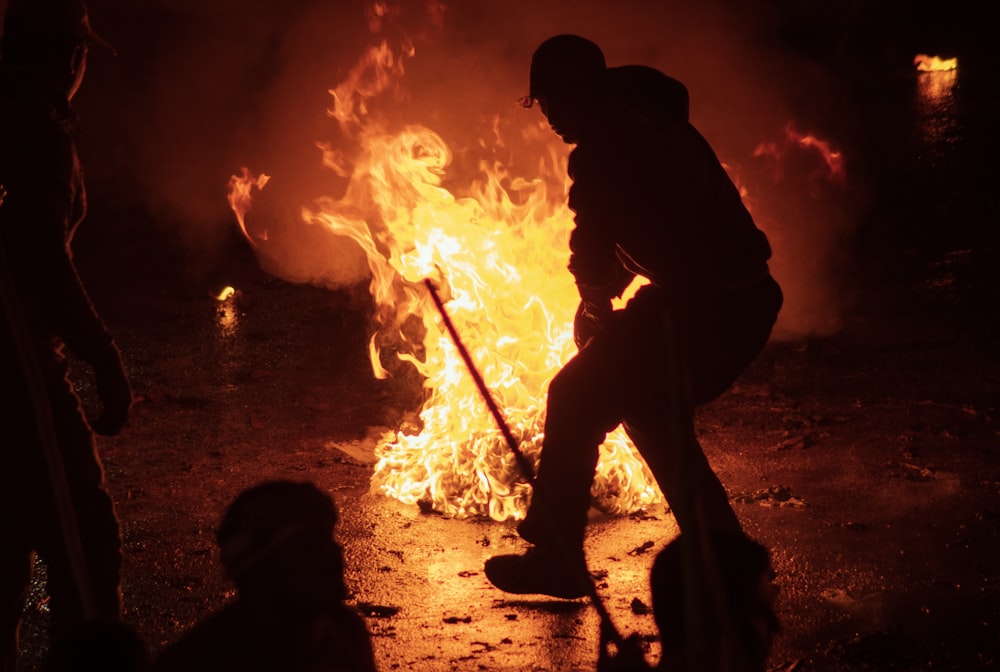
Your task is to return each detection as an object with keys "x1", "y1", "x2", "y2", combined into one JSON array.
[{"x1": 0, "y1": 2, "x2": 133, "y2": 670}]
